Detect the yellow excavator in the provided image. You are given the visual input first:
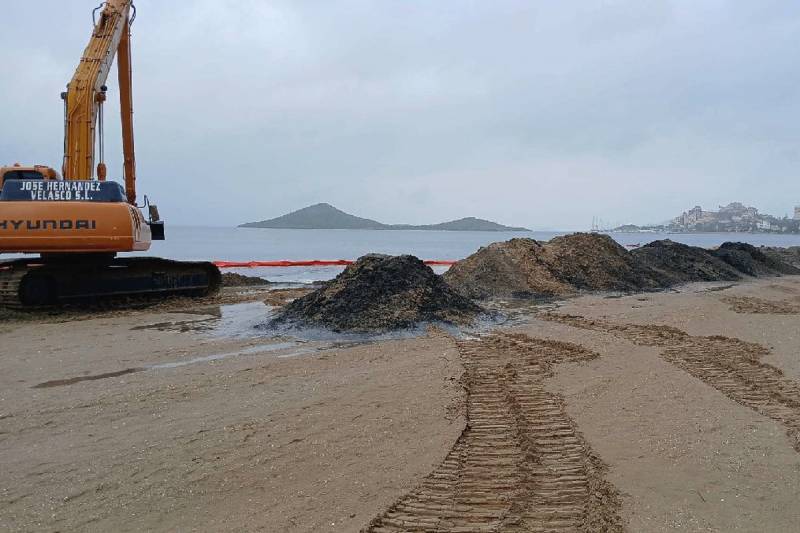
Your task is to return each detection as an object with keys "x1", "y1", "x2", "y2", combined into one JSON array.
[{"x1": 0, "y1": 1, "x2": 220, "y2": 307}]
